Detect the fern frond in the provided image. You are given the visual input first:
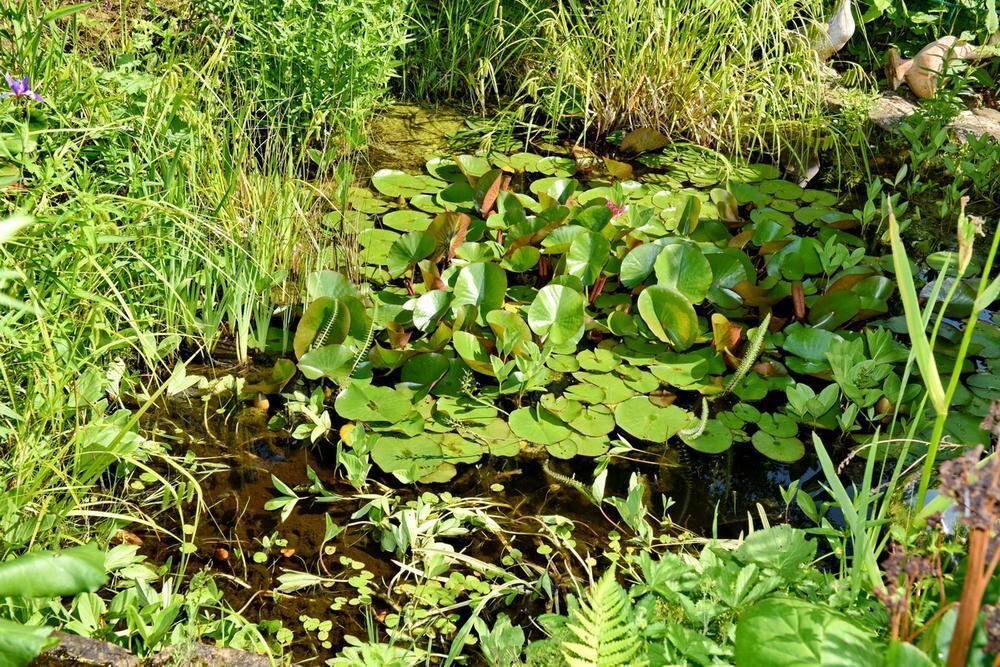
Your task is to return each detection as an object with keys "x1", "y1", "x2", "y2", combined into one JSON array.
[
  {"x1": 724, "y1": 312, "x2": 771, "y2": 394},
  {"x1": 561, "y1": 568, "x2": 647, "y2": 667}
]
